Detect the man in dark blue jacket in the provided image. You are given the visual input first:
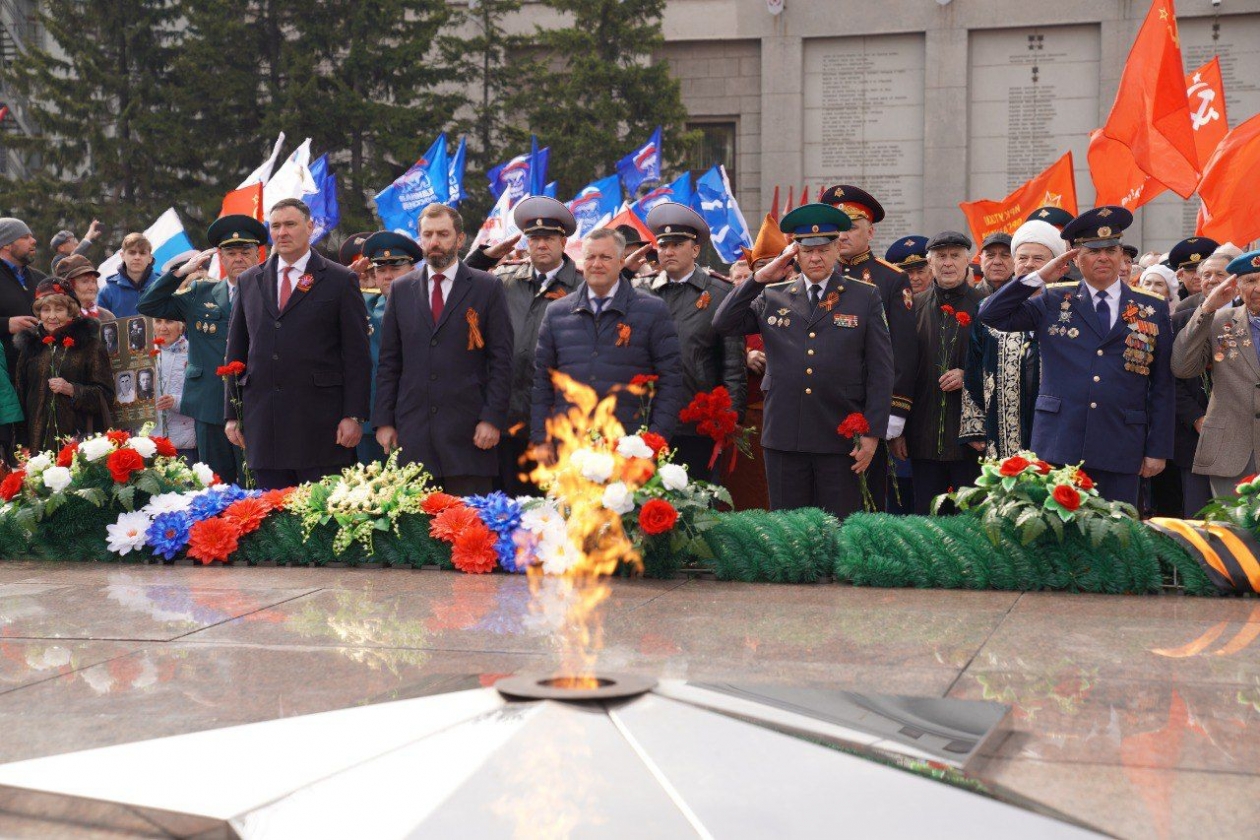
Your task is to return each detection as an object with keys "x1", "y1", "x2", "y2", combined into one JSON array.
[{"x1": 531, "y1": 227, "x2": 684, "y2": 450}]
